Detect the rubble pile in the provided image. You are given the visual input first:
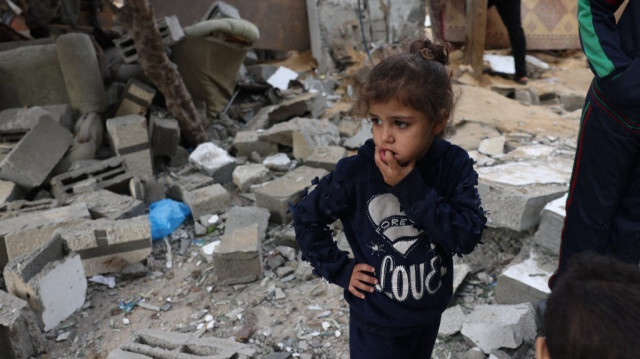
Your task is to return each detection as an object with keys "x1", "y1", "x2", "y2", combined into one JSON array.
[{"x1": 0, "y1": 1, "x2": 591, "y2": 359}]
